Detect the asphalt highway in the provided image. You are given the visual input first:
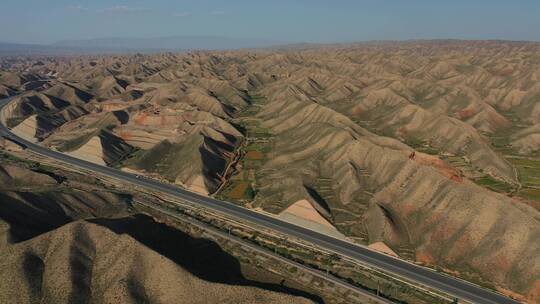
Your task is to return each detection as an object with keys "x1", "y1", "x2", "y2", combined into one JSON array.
[{"x1": 0, "y1": 96, "x2": 520, "y2": 304}]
